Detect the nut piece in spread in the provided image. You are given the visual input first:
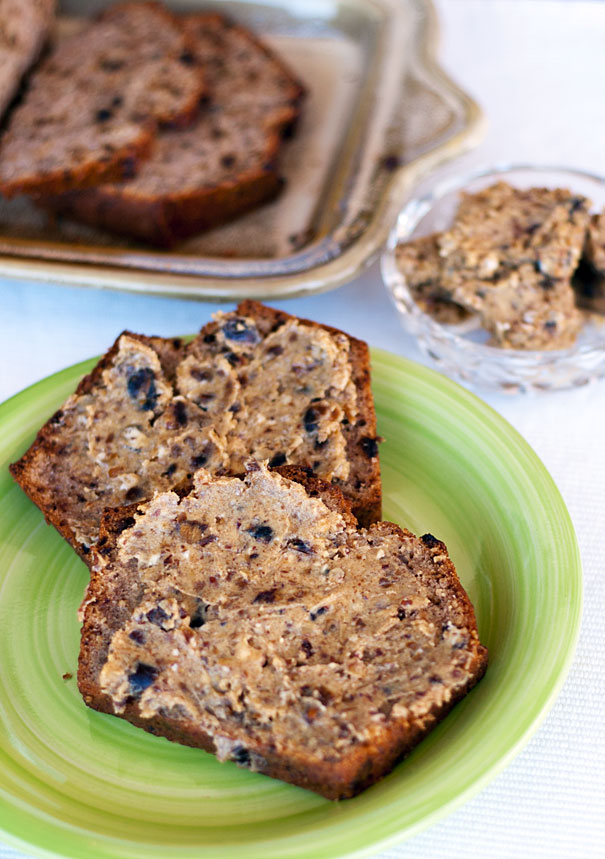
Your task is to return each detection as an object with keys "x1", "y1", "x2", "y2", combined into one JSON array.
[{"x1": 78, "y1": 463, "x2": 487, "y2": 799}]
